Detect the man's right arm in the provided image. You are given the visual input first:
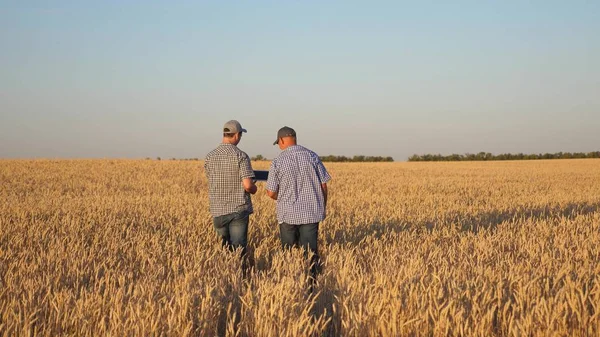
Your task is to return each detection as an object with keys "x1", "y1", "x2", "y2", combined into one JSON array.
[
  {"x1": 239, "y1": 152, "x2": 257, "y2": 194},
  {"x1": 321, "y1": 183, "x2": 328, "y2": 207},
  {"x1": 243, "y1": 178, "x2": 257, "y2": 194}
]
